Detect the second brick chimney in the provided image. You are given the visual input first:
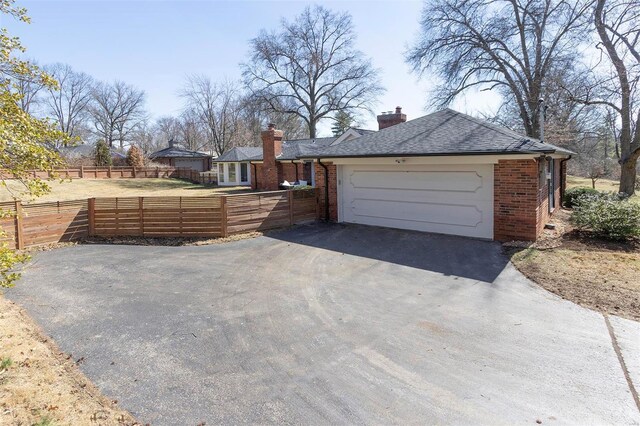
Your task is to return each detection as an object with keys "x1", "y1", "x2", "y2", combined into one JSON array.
[
  {"x1": 261, "y1": 123, "x2": 283, "y2": 191},
  {"x1": 377, "y1": 106, "x2": 407, "y2": 130}
]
